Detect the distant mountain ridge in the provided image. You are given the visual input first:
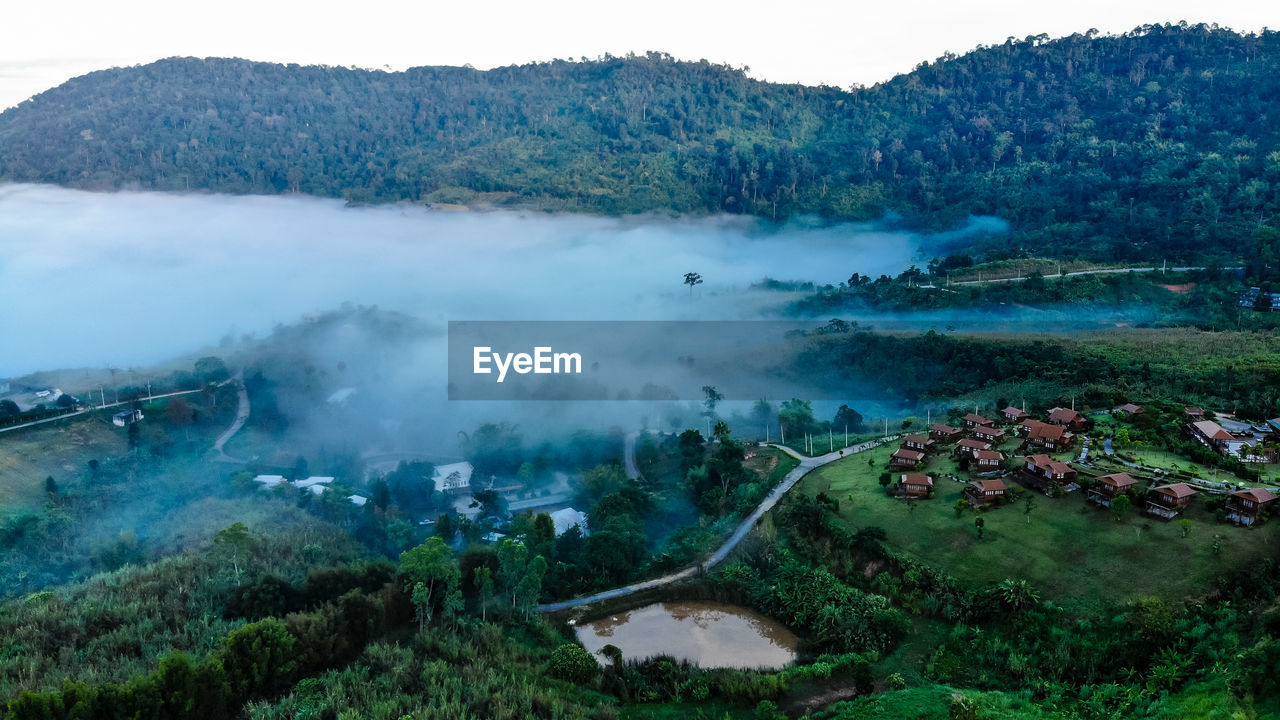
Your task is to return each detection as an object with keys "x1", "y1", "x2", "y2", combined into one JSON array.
[{"x1": 1, "y1": 23, "x2": 1278, "y2": 262}]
